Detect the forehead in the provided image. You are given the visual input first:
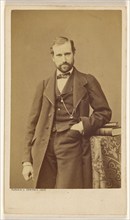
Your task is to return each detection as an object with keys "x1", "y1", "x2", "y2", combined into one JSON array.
[{"x1": 52, "y1": 41, "x2": 72, "y2": 54}]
